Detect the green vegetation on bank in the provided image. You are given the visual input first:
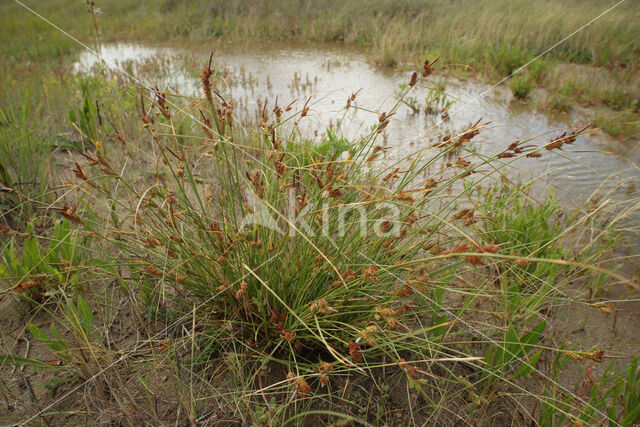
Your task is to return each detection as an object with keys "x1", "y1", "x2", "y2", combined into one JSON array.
[{"x1": 2, "y1": 0, "x2": 639, "y2": 66}]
